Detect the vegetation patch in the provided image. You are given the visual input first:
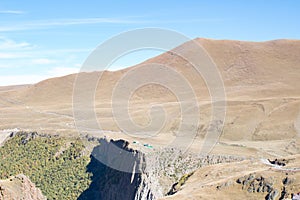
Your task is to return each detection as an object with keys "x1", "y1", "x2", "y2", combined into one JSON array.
[
  {"x1": 167, "y1": 171, "x2": 194, "y2": 195},
  {"x1": 0, "y1": 132, "x2": 91, "y2": 199}
]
